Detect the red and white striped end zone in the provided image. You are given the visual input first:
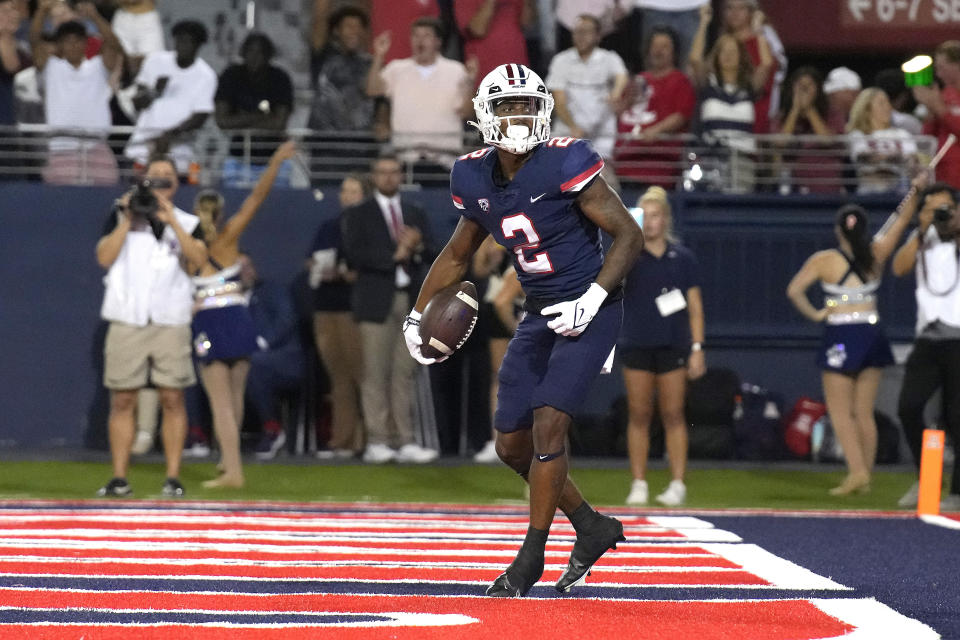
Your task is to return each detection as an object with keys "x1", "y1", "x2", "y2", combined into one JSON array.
[{"x1": 0, "y1": 502, "x2": 941, "y2": 639}]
